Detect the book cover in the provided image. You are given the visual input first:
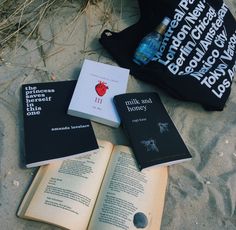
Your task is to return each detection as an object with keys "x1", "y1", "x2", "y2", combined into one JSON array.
[
  {"x1": 67, "y1": 59, "x2": 130, "y2": 127},
  {"x1": 113, "y1": 92, "x2": 192, "y2": 170},
  {"x1": 22, "y1": 80, "x2": 99, "y2": 168}
]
